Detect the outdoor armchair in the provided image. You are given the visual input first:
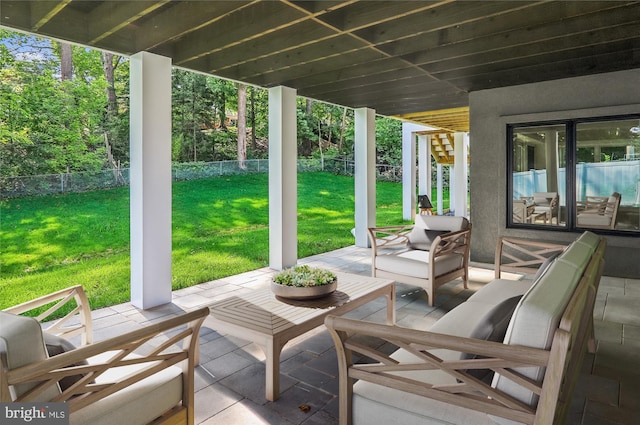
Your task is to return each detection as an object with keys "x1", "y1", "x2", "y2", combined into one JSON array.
[
  {"x1": 367, "y1": 215, "x2": 471, "y2": 306},
  {"x1": 1, "y1": 285, "x2": 208, "y2": 425},
  {"x1": 577, "y1": 192, "x2": 621, "y2": 230}
]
